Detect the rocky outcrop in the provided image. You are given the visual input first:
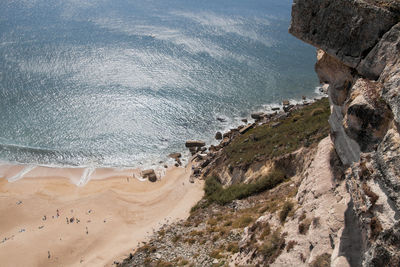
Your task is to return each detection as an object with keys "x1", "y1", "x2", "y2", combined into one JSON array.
[
  {"x1": 233, "y1": 138, "x2": 351, "y2": 266},
  {"x1": 185, "y1": 140, "x2": 206, "y2": 148},
  {"x1": 141, "y1": 169, "x2": 157, "y2": 182},
  {"x1": 290, "y1": 0, "x2": 400, "y2": 265},
  {"x1": 290, "y1": 0, "x2": 399, "y2": 69}
]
